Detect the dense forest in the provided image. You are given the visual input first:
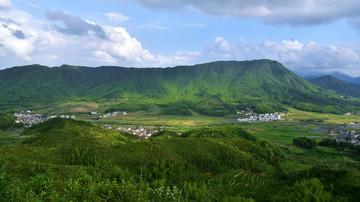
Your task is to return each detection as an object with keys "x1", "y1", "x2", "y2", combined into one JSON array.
[{"x1": 1, "y1": 118, "x2": 359, "y2": 201}]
